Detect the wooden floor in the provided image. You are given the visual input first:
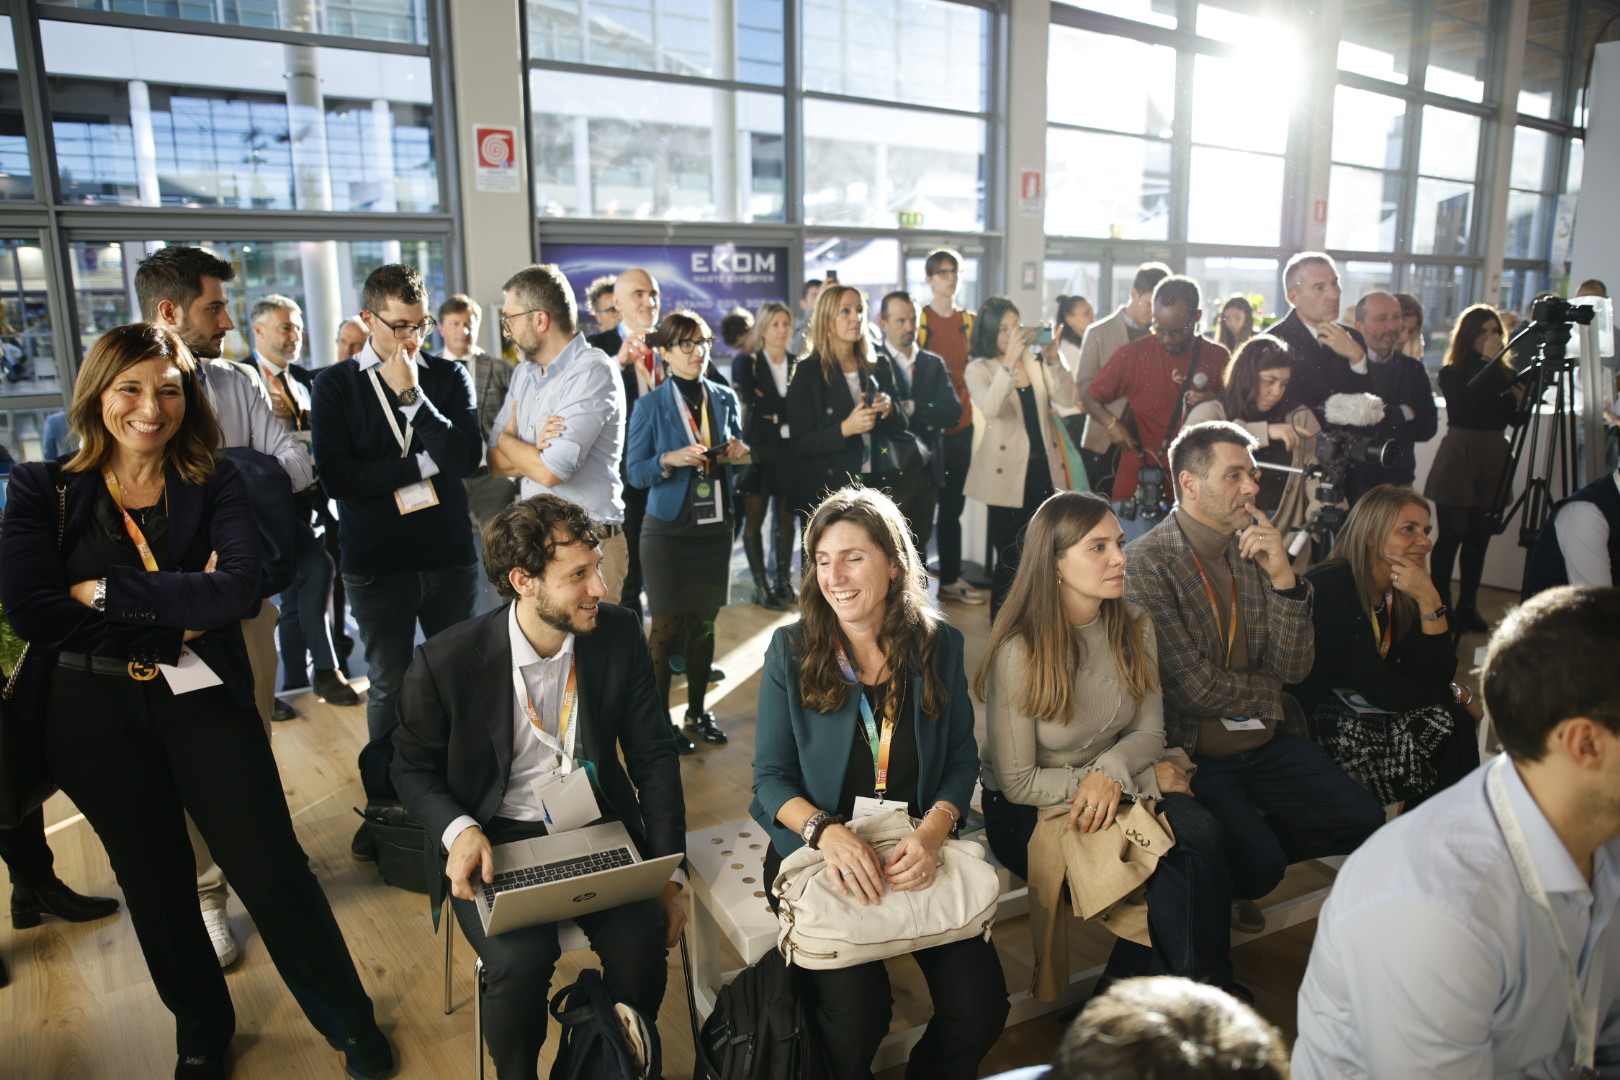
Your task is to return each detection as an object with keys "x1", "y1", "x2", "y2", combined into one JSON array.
[{"x1": 0, "y1": 582, "x2": 1518, "y2": 1080}]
